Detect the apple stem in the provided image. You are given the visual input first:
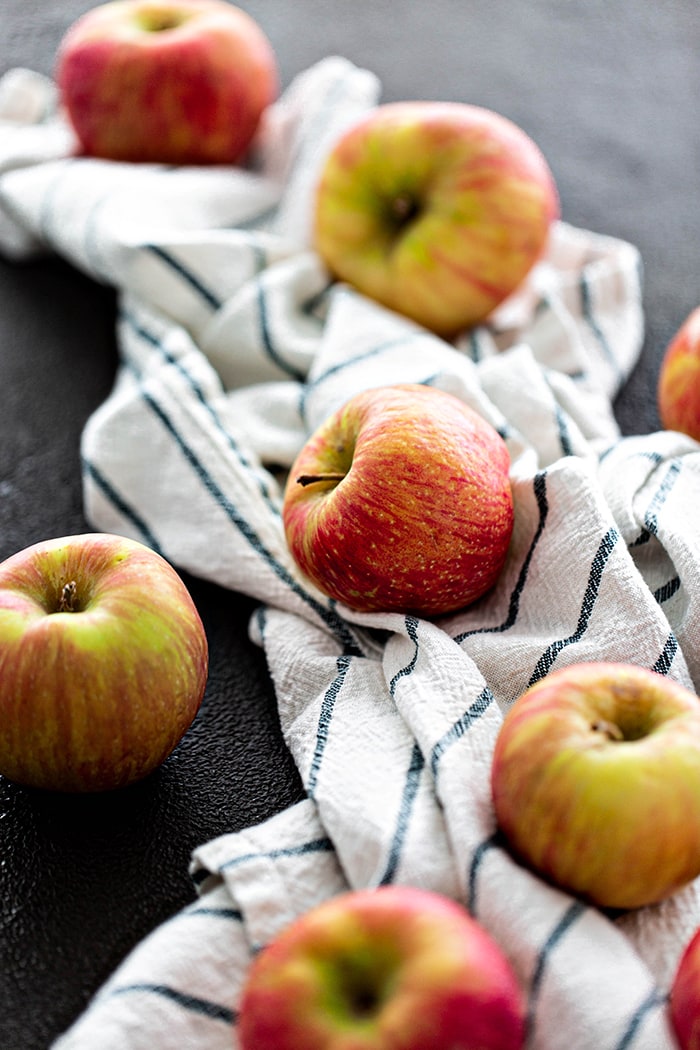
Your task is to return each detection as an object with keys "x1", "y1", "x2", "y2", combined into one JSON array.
[
  {"x1": 296, "y1": 473, "x2": 346, "y2": 488},
  {"x1": 591, "y1": 719, "x2": 625, "y2": 742},
  {"x1": 392, "y1": 192, "x2": 419, "y2": 224},
  {"x1": 58, "y1": 580, "x2": 78, "y2": 613}
]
